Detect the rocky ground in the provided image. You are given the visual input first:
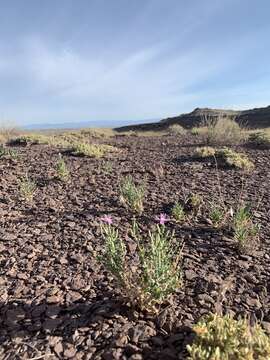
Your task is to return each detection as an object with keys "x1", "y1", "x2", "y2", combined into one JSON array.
[{"x1": 0, "y1": 135, "x2": 269, "y2": 359}]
